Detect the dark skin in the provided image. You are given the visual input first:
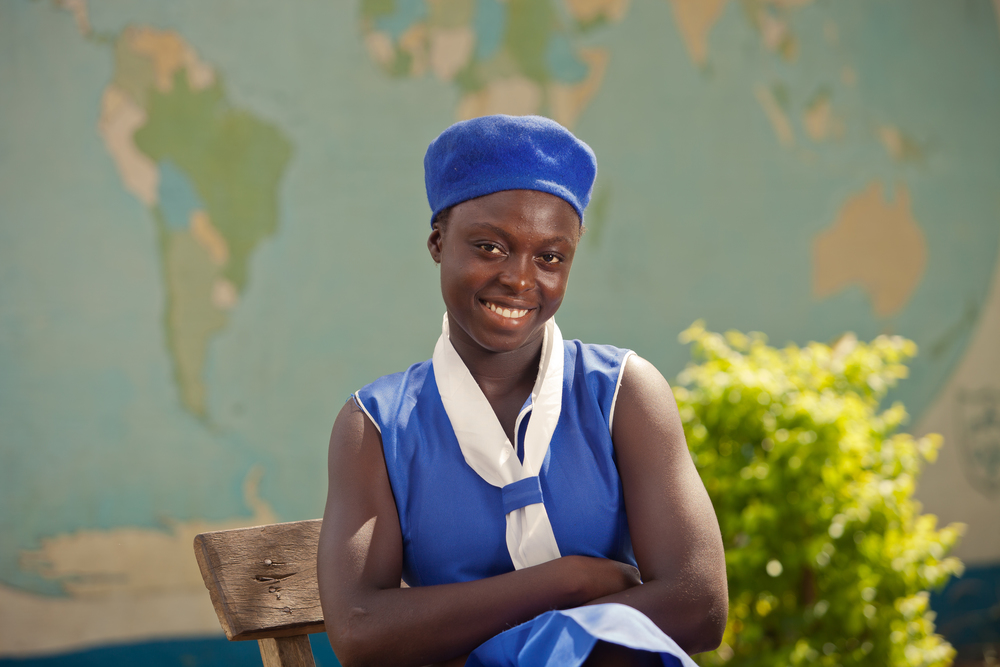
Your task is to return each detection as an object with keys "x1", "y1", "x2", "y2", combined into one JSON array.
[{"x1": 317, "y1": 190, "x2": 728, "y2": 667}]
